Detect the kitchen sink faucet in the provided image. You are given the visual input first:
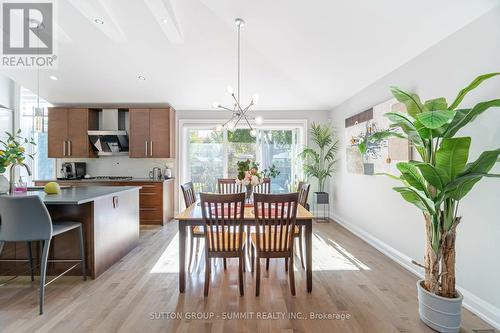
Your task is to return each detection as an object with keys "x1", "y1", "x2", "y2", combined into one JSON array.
[{"x1": 9, "y1": 163, "x2": 32, "y2": 194}]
